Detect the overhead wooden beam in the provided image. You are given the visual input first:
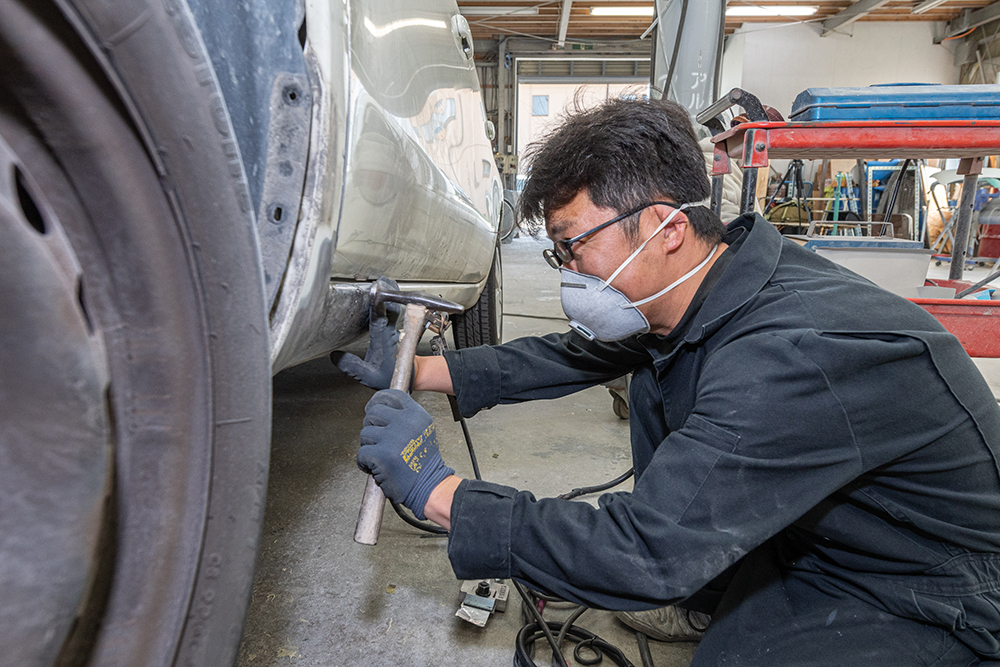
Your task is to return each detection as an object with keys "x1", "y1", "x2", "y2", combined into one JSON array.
[
  {"x1": 501, "y1": 38, "x2": 653, "y2": 59},
  {"x1": 939, "y1": 0, "x2": 1000, "y2": 41},
  {"x1": 821, "y1": 0, "x2": 893, "y2": 36}
]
